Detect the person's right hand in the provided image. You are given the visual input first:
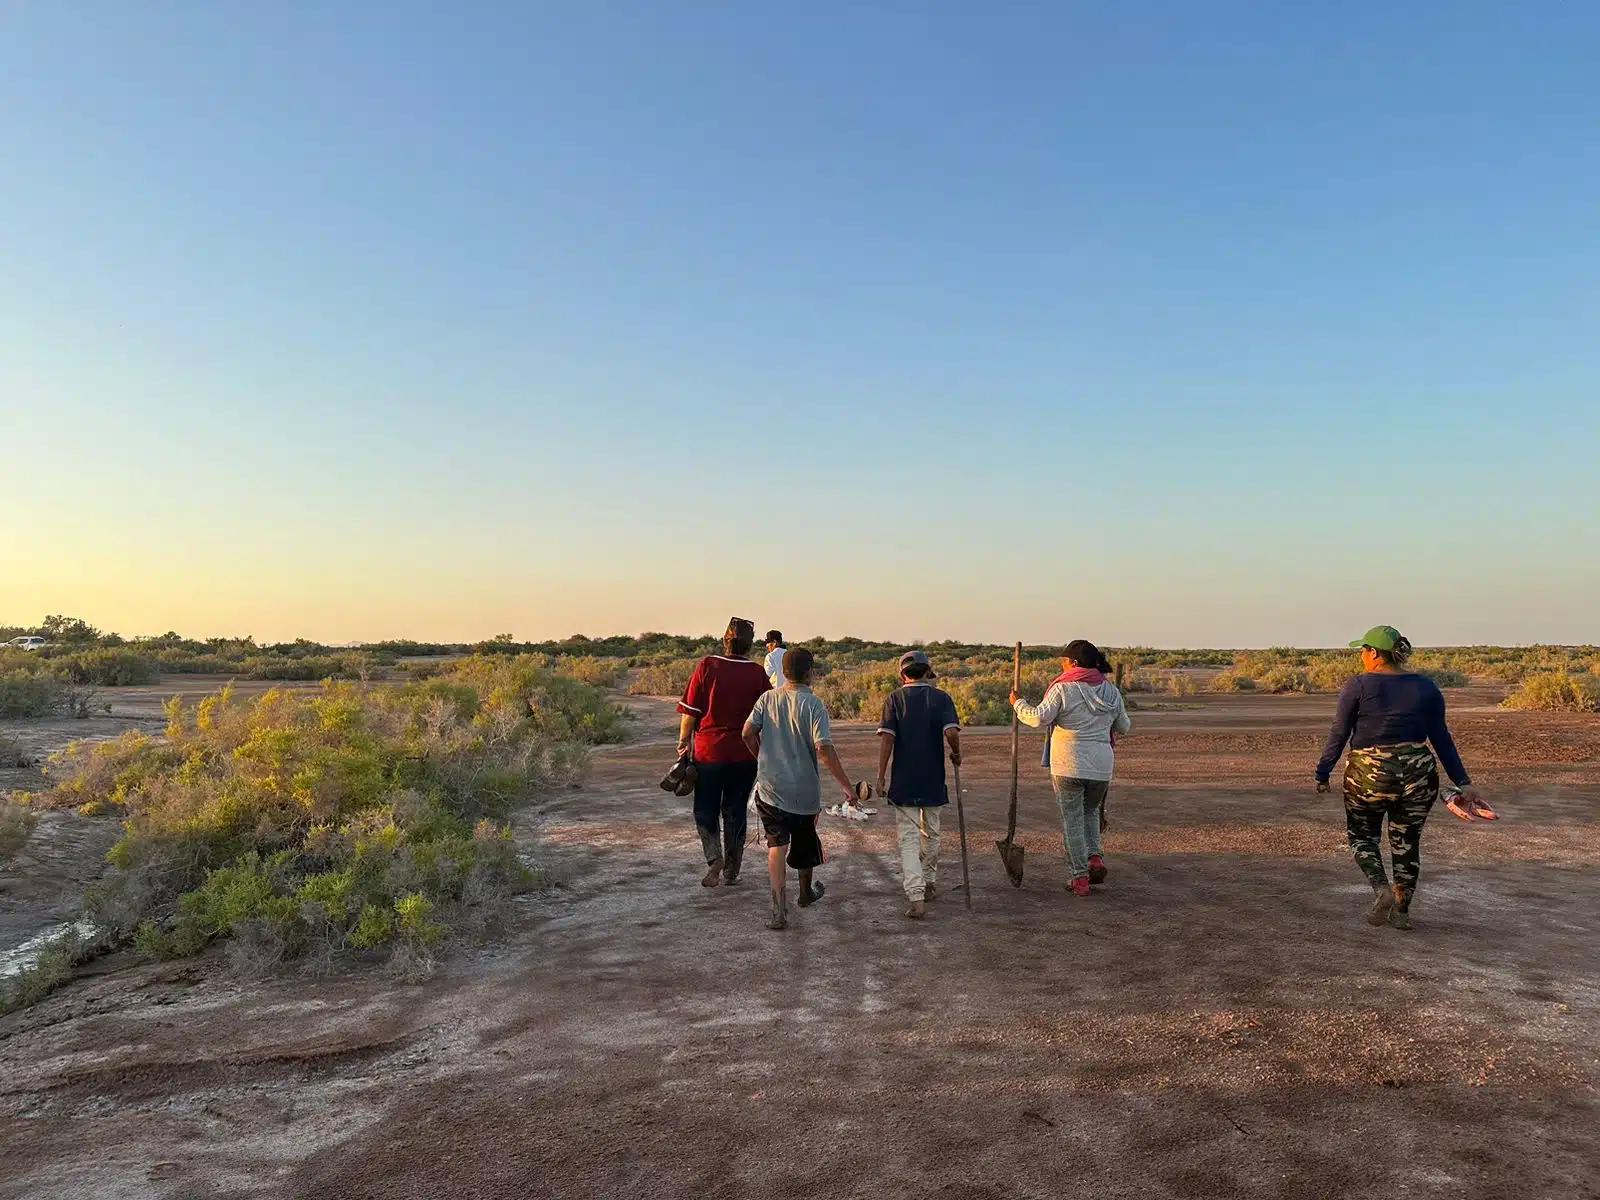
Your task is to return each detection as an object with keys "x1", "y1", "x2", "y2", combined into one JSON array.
[
  {"x1": 948, "y1": 750, "x2": 961, "y2": 767},
  {"x1": 1008, "y1": 690, "x2": 1019, "y2": 705}
]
